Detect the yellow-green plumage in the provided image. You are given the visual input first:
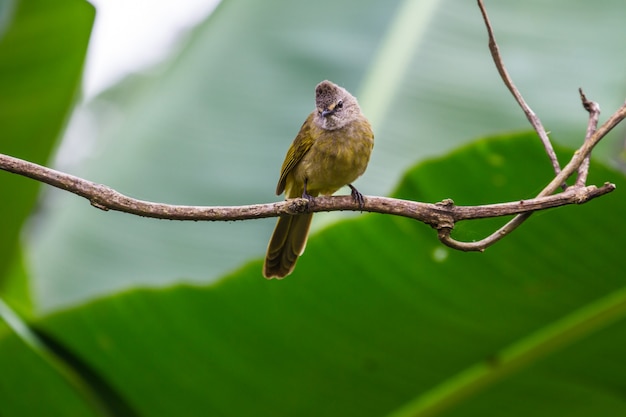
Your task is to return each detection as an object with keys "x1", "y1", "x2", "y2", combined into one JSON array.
[{"x1": 263, "y1": 80, "x2": 374, "y2": 279}]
